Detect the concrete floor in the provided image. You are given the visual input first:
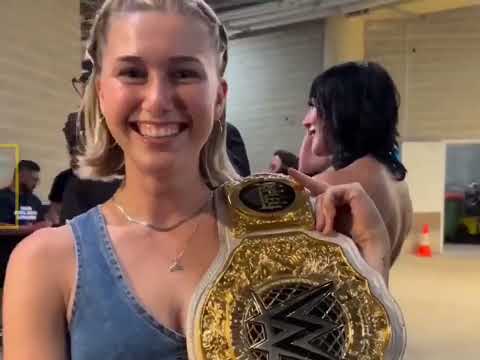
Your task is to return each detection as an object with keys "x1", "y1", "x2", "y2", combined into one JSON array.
[
  {"x1": 0, "y1": 245, "x2": 478, "y2": 360},
  {"x1": 391, "y1": 245, "x2": 480, "y2": 359}
]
